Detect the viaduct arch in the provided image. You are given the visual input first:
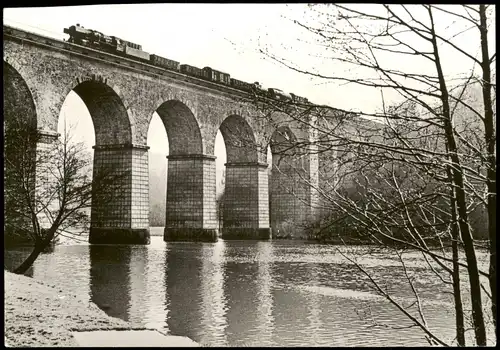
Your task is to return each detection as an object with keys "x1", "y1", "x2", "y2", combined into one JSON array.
[{"x1": 3, "y1": 25, "x2": 321, "y2": 244}]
